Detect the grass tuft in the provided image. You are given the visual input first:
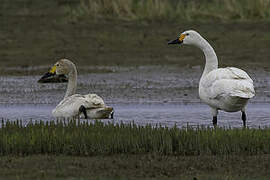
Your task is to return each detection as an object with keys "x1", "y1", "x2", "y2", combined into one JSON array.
[{"x1": 0, "y1": 120, "x2": 269, "y2": 156}]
